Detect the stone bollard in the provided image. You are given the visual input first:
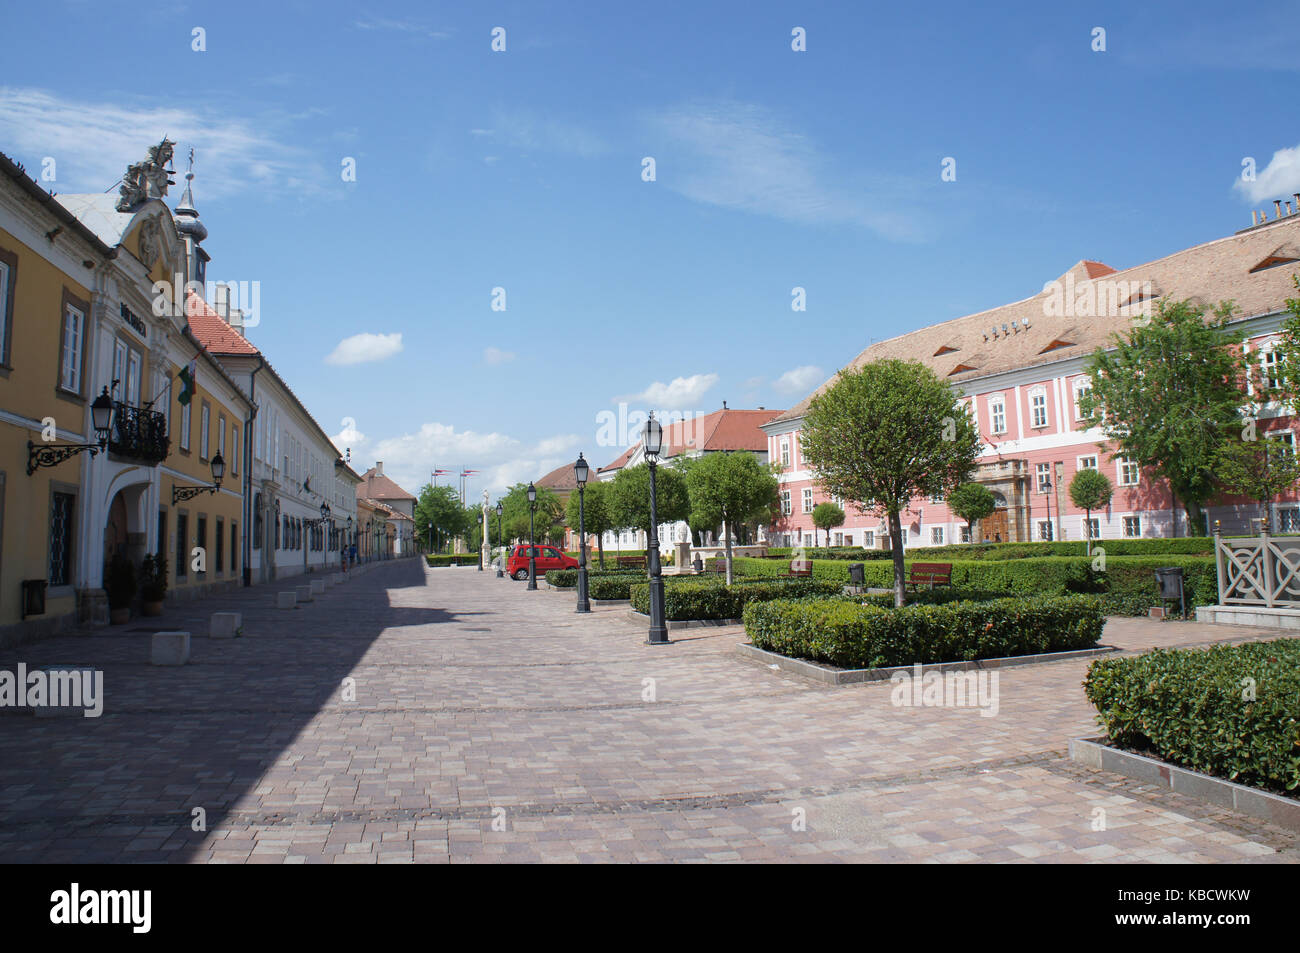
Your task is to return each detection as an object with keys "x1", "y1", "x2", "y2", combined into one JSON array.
[
  {"x1": 151, "y1": 631, "x2": 191, "y2": 666},
  {"x1": 311, "y1": 578, "x2": 326, "y2": 595},
  {"x1": 210, "y1": 611, "x2": 242, "y2": 639},
  {"x1": 276, "y1": 591, "x2": 297, "y2": 609},
  {"x1": 295, "y1": 585, "x2": 313, "y2": 603}
]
